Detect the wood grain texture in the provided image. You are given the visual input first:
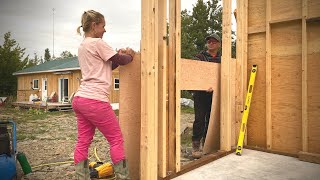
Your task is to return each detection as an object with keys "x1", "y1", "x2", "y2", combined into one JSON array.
[
  {"x1": 220, "y1": 0, "x2": 232, "y2": 151},
  {"x1": 271, "y1": 22, "x2": 302, "y2": 154},
  {"x1": 248, "y1": 0, "x2": 266, "y2": 33},
  {"x1": 158, "y1": 0, "x2": 167, "y2": 177},
  {"x1": 180, "y1": 59, "x2": 220, "y2": 90},
  {"x1": 140, "y1": 0, "x2": 158, "y2": 178},
  {"x1": 307, "y1": 0, "x2": 320, "y2": 19},
  {"x1": 247, "y1": 33, "x2": 267, "y2": 148},
  {"x1": 271, "y1": 0, "x2": 302, "y2": 21}
]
